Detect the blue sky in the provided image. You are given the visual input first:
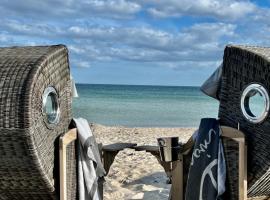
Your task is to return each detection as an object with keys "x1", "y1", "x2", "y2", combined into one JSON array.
[{"x1": 0, "y1": 0, "x2": 270, "y2": 86}]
